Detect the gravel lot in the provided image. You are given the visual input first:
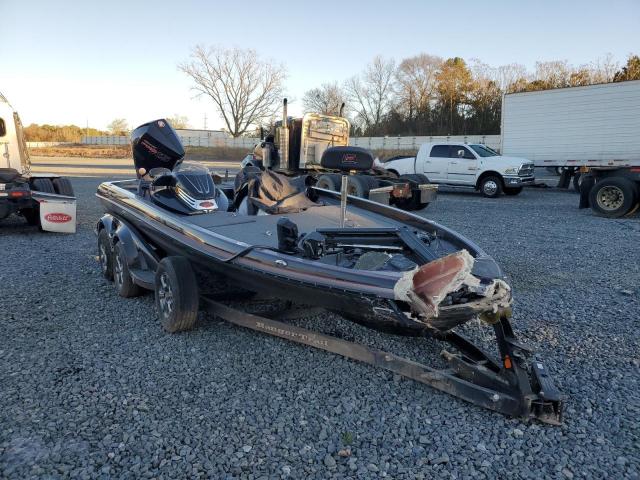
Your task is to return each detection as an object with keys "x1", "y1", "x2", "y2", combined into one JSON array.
[{"x1": 1, "y1": 177, "x2": 638, "y2": 479}]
